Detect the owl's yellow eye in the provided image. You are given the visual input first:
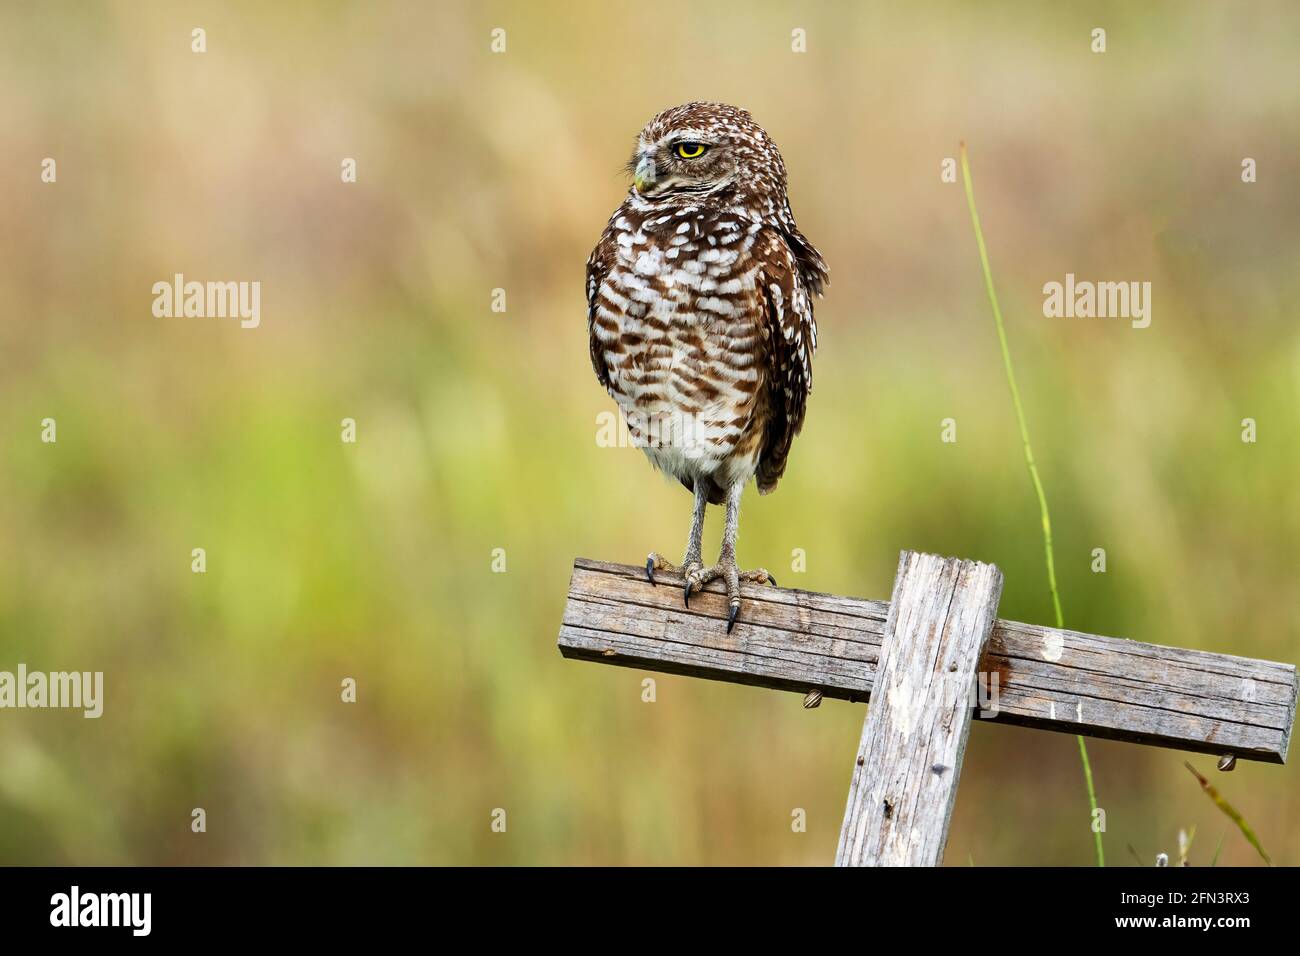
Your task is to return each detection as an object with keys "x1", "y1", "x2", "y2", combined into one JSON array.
[{"x1": 674, "y1": 142, "x2": 707, "y2": 159}]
